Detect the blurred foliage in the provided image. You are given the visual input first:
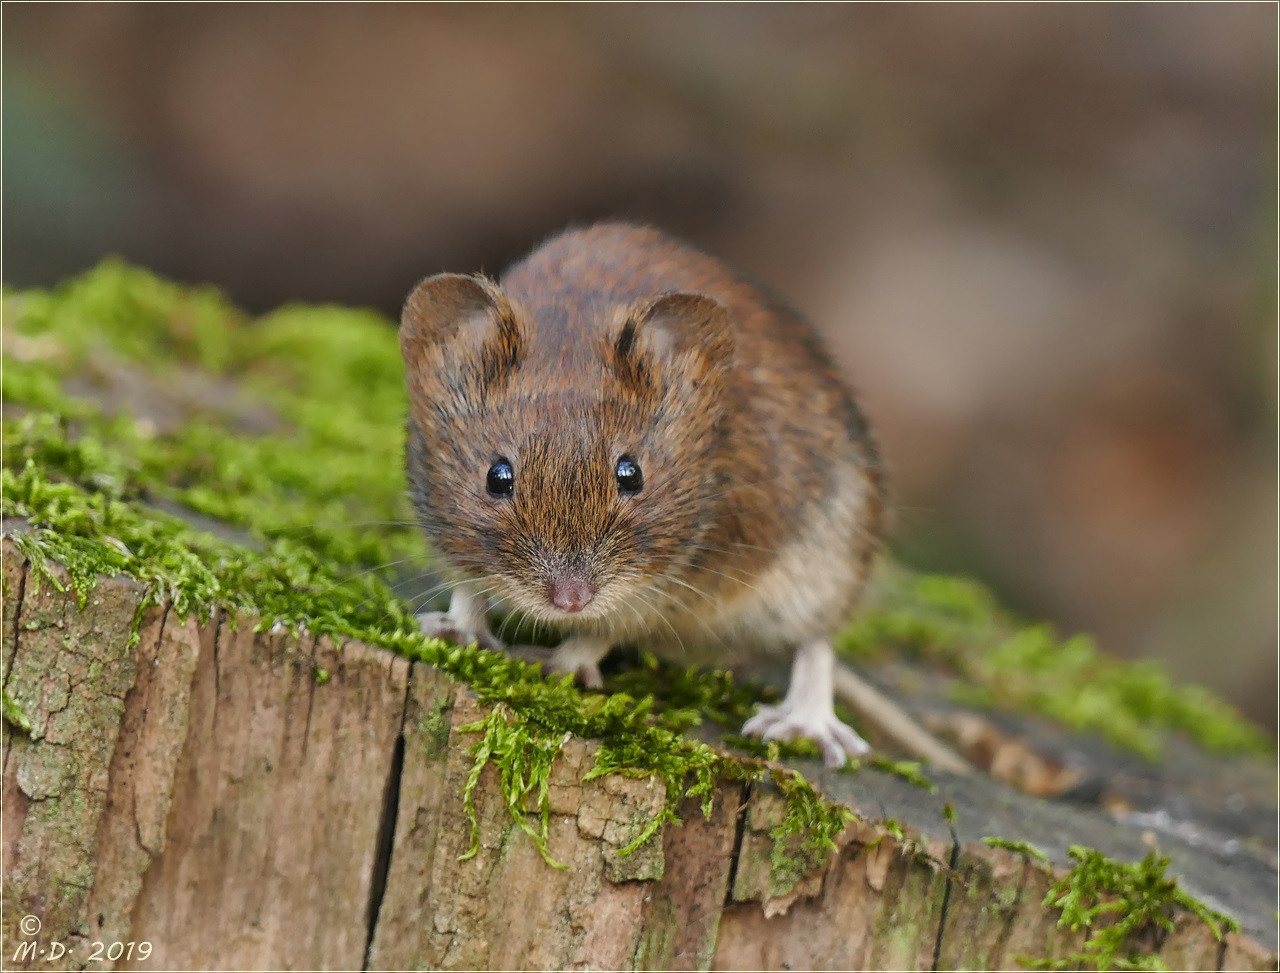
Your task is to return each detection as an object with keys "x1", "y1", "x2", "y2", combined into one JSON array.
[{"x1": 839, "y1": 571, "x2": 1271, "y2": 758}]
